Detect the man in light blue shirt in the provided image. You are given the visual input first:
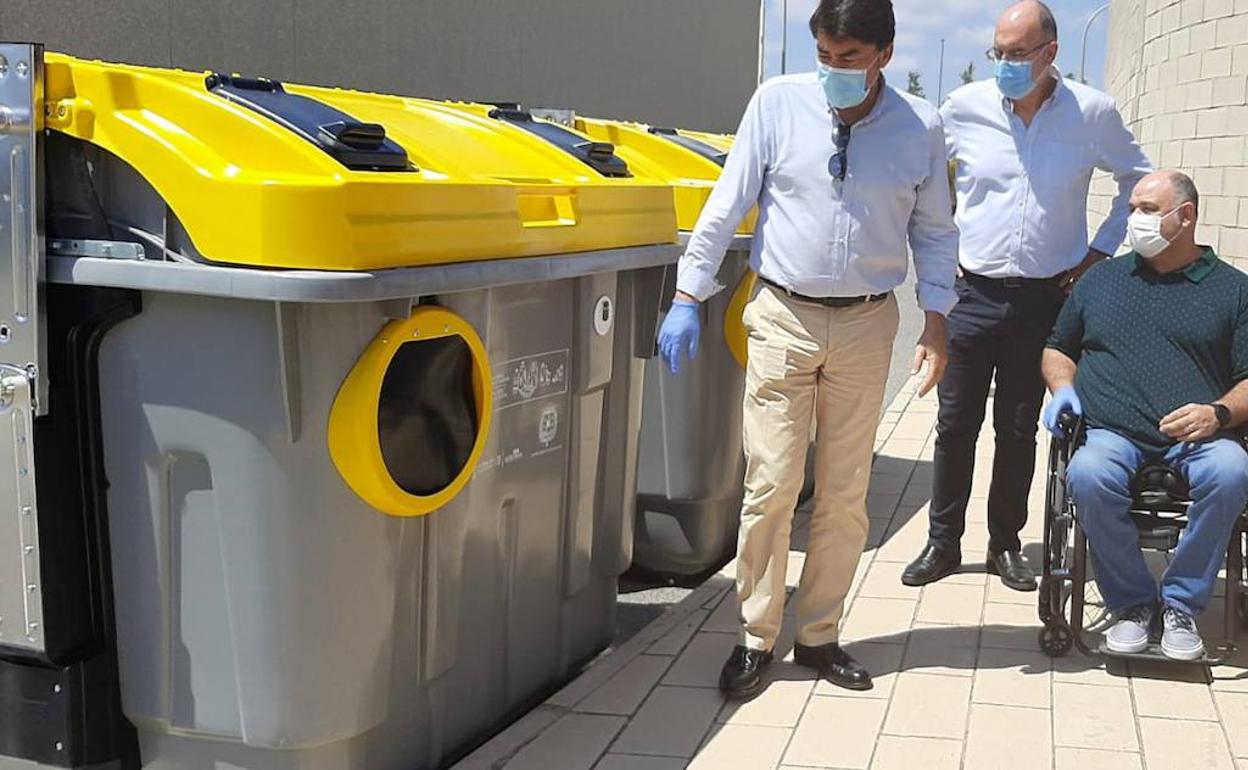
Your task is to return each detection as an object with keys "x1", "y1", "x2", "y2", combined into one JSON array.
[
  {"x1": 657, "y1": 0, "x2": 958, "y2": 699},
  {"x1": 903, "y1": 0, "x2": 1151, "y2": 592}
]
